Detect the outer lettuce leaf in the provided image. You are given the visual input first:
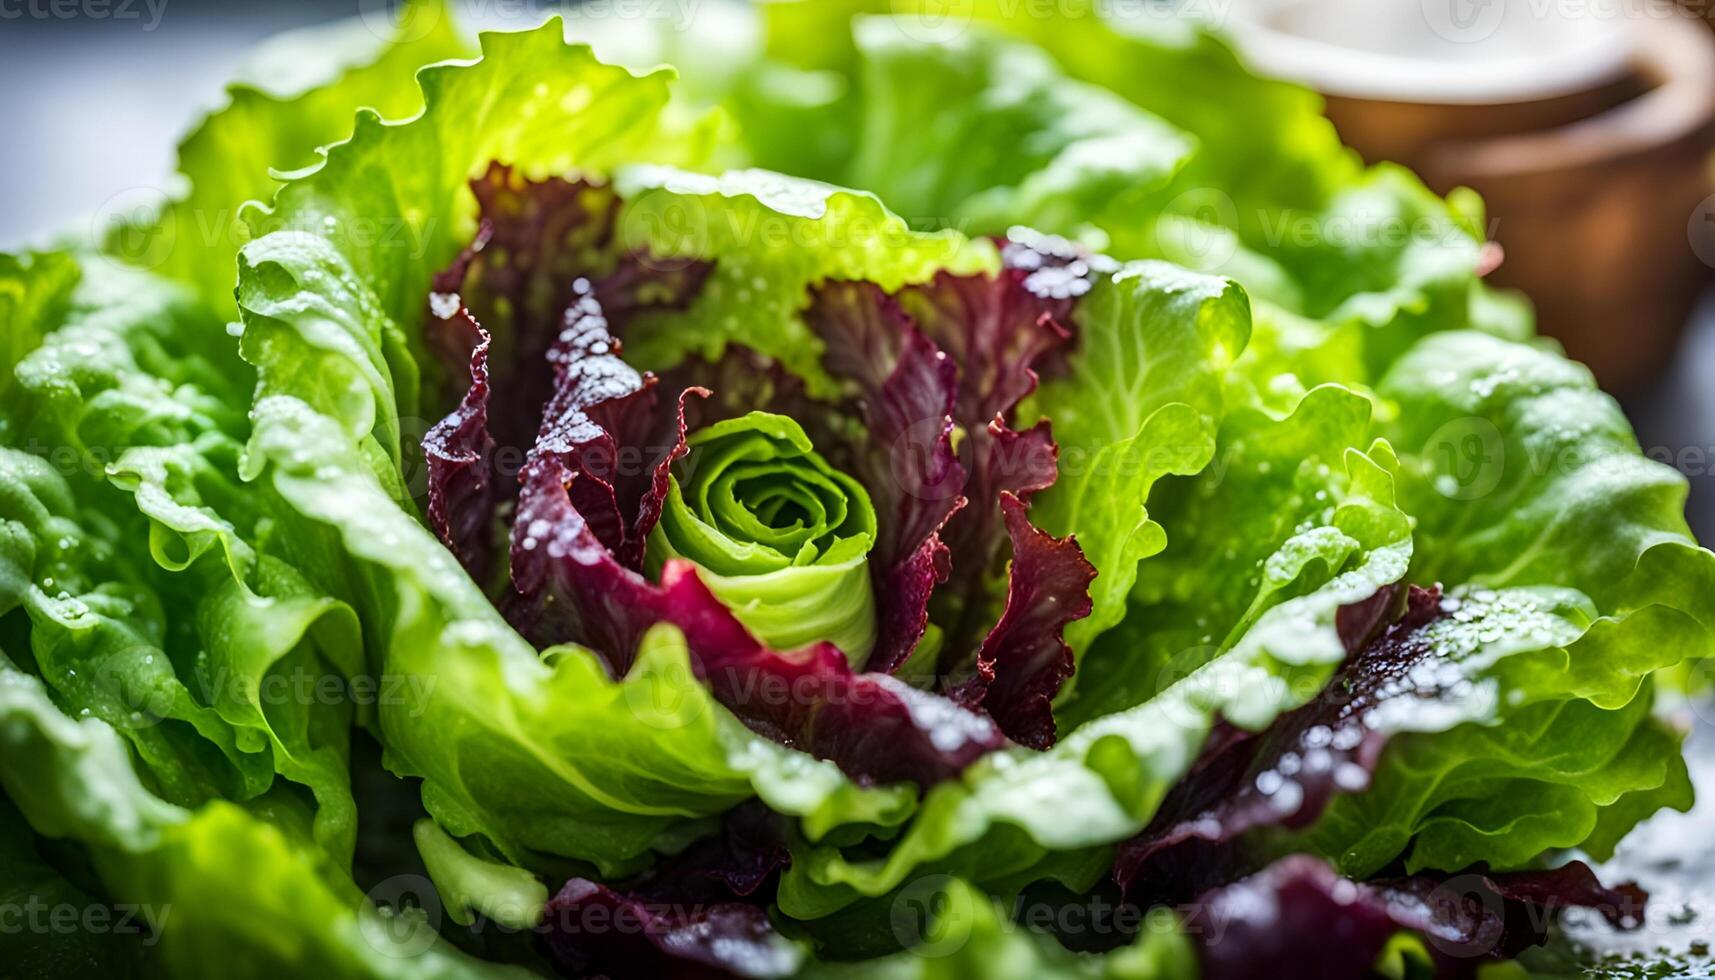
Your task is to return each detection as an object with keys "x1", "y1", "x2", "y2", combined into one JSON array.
[
  {"x1": 1, "y1": 256, "x2": 363, "y2": 859},
  {"x1": 1110, "y1": 331, "x2": 1715, "y2": 885},
  {"x1": 1379, "y1": 331, "x2": 1715, "y2": 629},
  {"x1": 1063, "y1": 382, "x2": 1412, "y2": 729},
  {"x1": 129, "y1": 2, "x2": 469, "y2": 313},
  {"x1": 0, "y1": 651, "x2": 523, "y2": 979},
  {"x1": 1118, "y1": 586, "x2": 1693, "y2": 889},
  {"x1": 1264, "y1": 330, "x2": 1715, "y2": 876}
]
